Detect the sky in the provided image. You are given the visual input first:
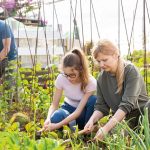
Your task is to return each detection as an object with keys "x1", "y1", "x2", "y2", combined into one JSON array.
[{"x1": 40, "y1": 0, "x2": 150, "y2": 56}]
